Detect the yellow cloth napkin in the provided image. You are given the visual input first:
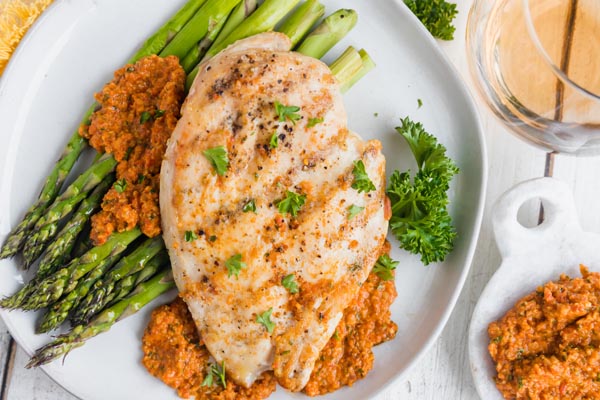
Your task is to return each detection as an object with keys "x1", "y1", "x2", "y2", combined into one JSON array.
[{"x1": 0, "y1": 0, "x2": 54, "y2": 75}]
